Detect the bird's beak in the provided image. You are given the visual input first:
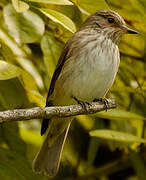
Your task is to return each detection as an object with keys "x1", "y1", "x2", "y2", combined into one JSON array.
[{"x1": 121, "y1": 26, "x2": 138, "y2": 34}]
